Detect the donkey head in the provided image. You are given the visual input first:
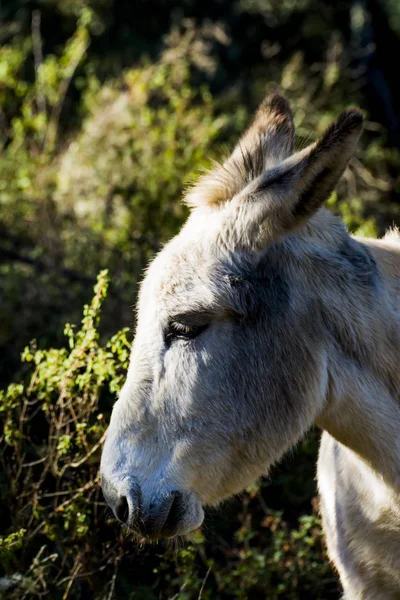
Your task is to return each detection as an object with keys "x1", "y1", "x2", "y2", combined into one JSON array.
[{"x1": 100, "y1": 93, "x2": 366, "y2": 539}]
